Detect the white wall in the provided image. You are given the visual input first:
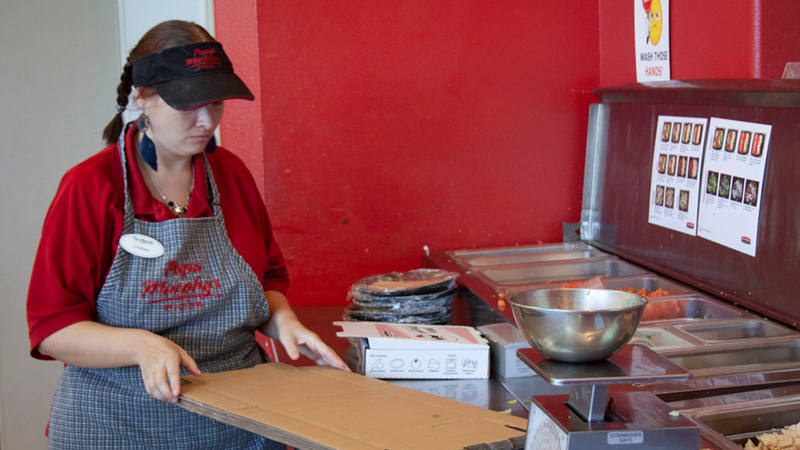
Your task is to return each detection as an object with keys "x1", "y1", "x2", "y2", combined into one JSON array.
[
  {"x1": 0, "y1": 1, "x2": 214, "y2": 448},
  {"x1": 0, "y1": 2, "x2": 119, "y2": 448}
]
